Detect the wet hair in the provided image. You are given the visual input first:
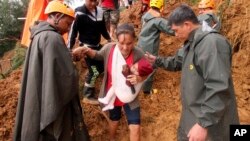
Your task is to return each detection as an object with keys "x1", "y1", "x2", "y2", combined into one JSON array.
[
  {"x1": 116, "y1": 23, "x2": 136, "y2": 39},
  {"x1": 168, "y1": 4, "x2": 199, "y2": 26}
]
